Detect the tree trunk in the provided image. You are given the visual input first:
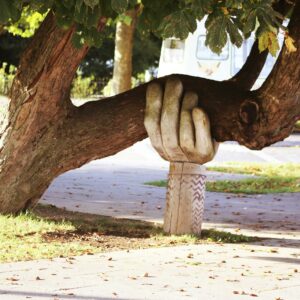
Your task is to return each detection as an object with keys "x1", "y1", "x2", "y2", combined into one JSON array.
[
  {"x1": 111, "y1": 9, "x2": 137, "y2": 95},
  {"x1": 0, "y1": 12, "x2": 91, "y2": 213},
  {"x1": 0, "y1": 4, "x2": 300, "y2": 213}
]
